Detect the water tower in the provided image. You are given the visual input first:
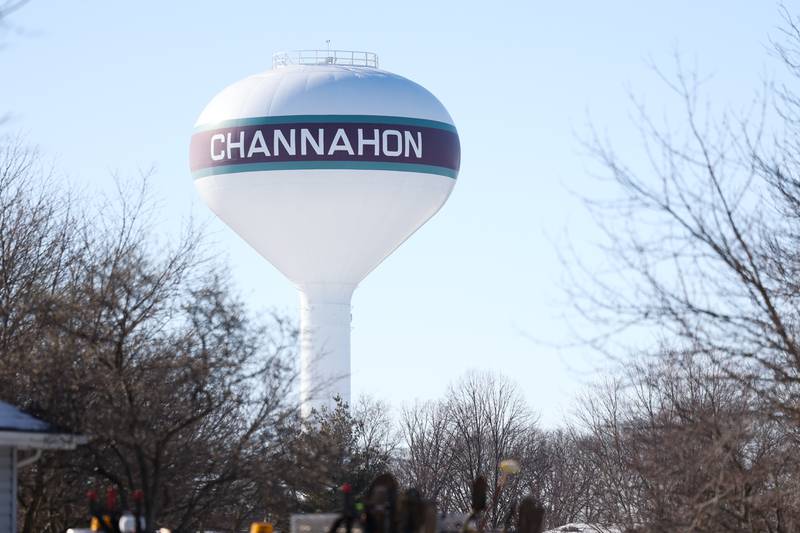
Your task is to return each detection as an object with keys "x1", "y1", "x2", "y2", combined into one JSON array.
[{"x1": 190, "y1": 50, "x2": 460, "y2": 415}]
